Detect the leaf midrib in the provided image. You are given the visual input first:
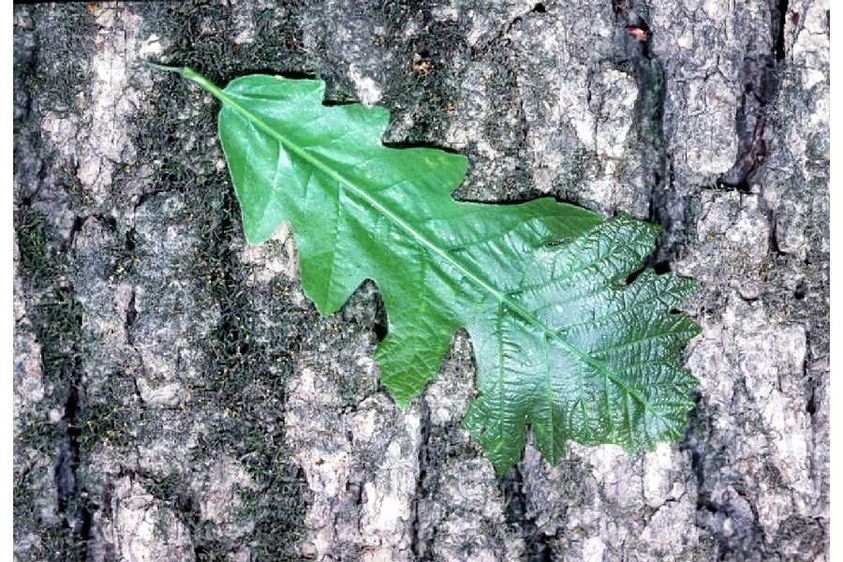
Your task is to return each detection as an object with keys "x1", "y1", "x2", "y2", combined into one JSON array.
[{"x1": 182, "y1": 67, "x2": 662, "y2": 421}]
